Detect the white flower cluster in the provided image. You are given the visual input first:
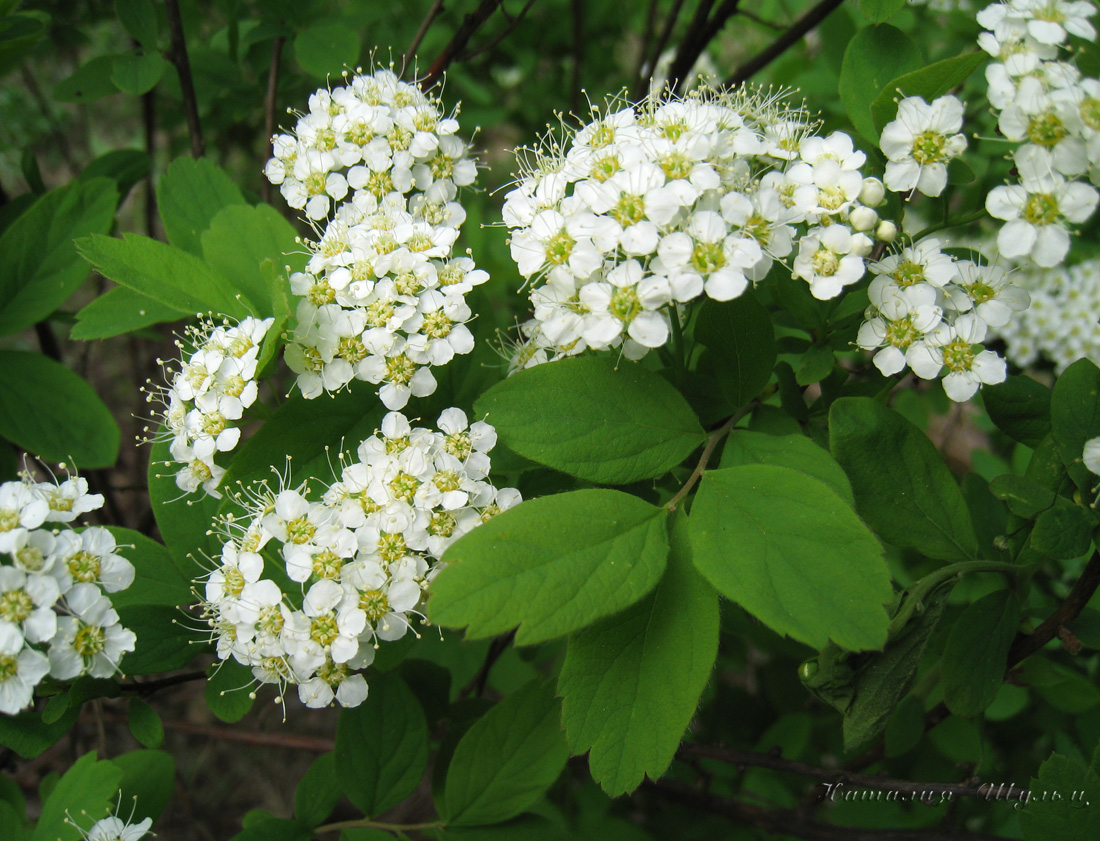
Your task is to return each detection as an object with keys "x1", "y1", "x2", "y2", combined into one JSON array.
[
  {"x1": 265, "y1": 67, "x2": 488, "y2": 410},
  {"x1": 77, "y1": 815, "x2": 152, "y2": 841},
  {"x1": 979, "y1": 0, "x2": 1100, "y2": 267},
  {"x1": 880, "y1": 94, "x2": 968, "y2": 197},
  {"x1": 856, "y1": 238, "x2": 1030, "y2": 401},
  {"x1": 199, "y1": 409, "x2": 520, "y2": 710},
  {"x1": 502, "y1": 85, "x2": 890, "y2": 369},
  {"x1": 0, "y1": 472, "x2": 136, "y2": 715},
  {"x1": 996, "y1": 256, "x2": 1100, "y2": 370},
  {"x1": 146, "y1": 317, "x2": 274, "y2": 499}
]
